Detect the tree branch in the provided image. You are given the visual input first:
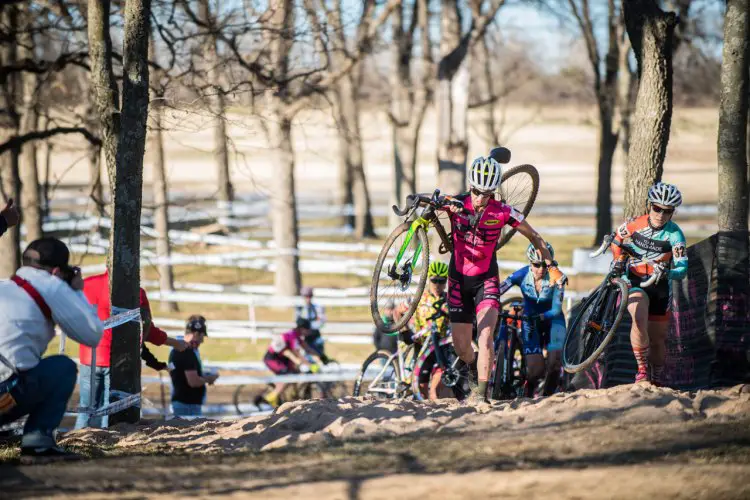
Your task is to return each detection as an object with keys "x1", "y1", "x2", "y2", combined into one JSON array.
[
  {"x1": 0, "y1": 127, "x2": 101, "y2": 156},
  {"x1": 283, "y1": 0, "x2": 402, "y2": 118}
]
